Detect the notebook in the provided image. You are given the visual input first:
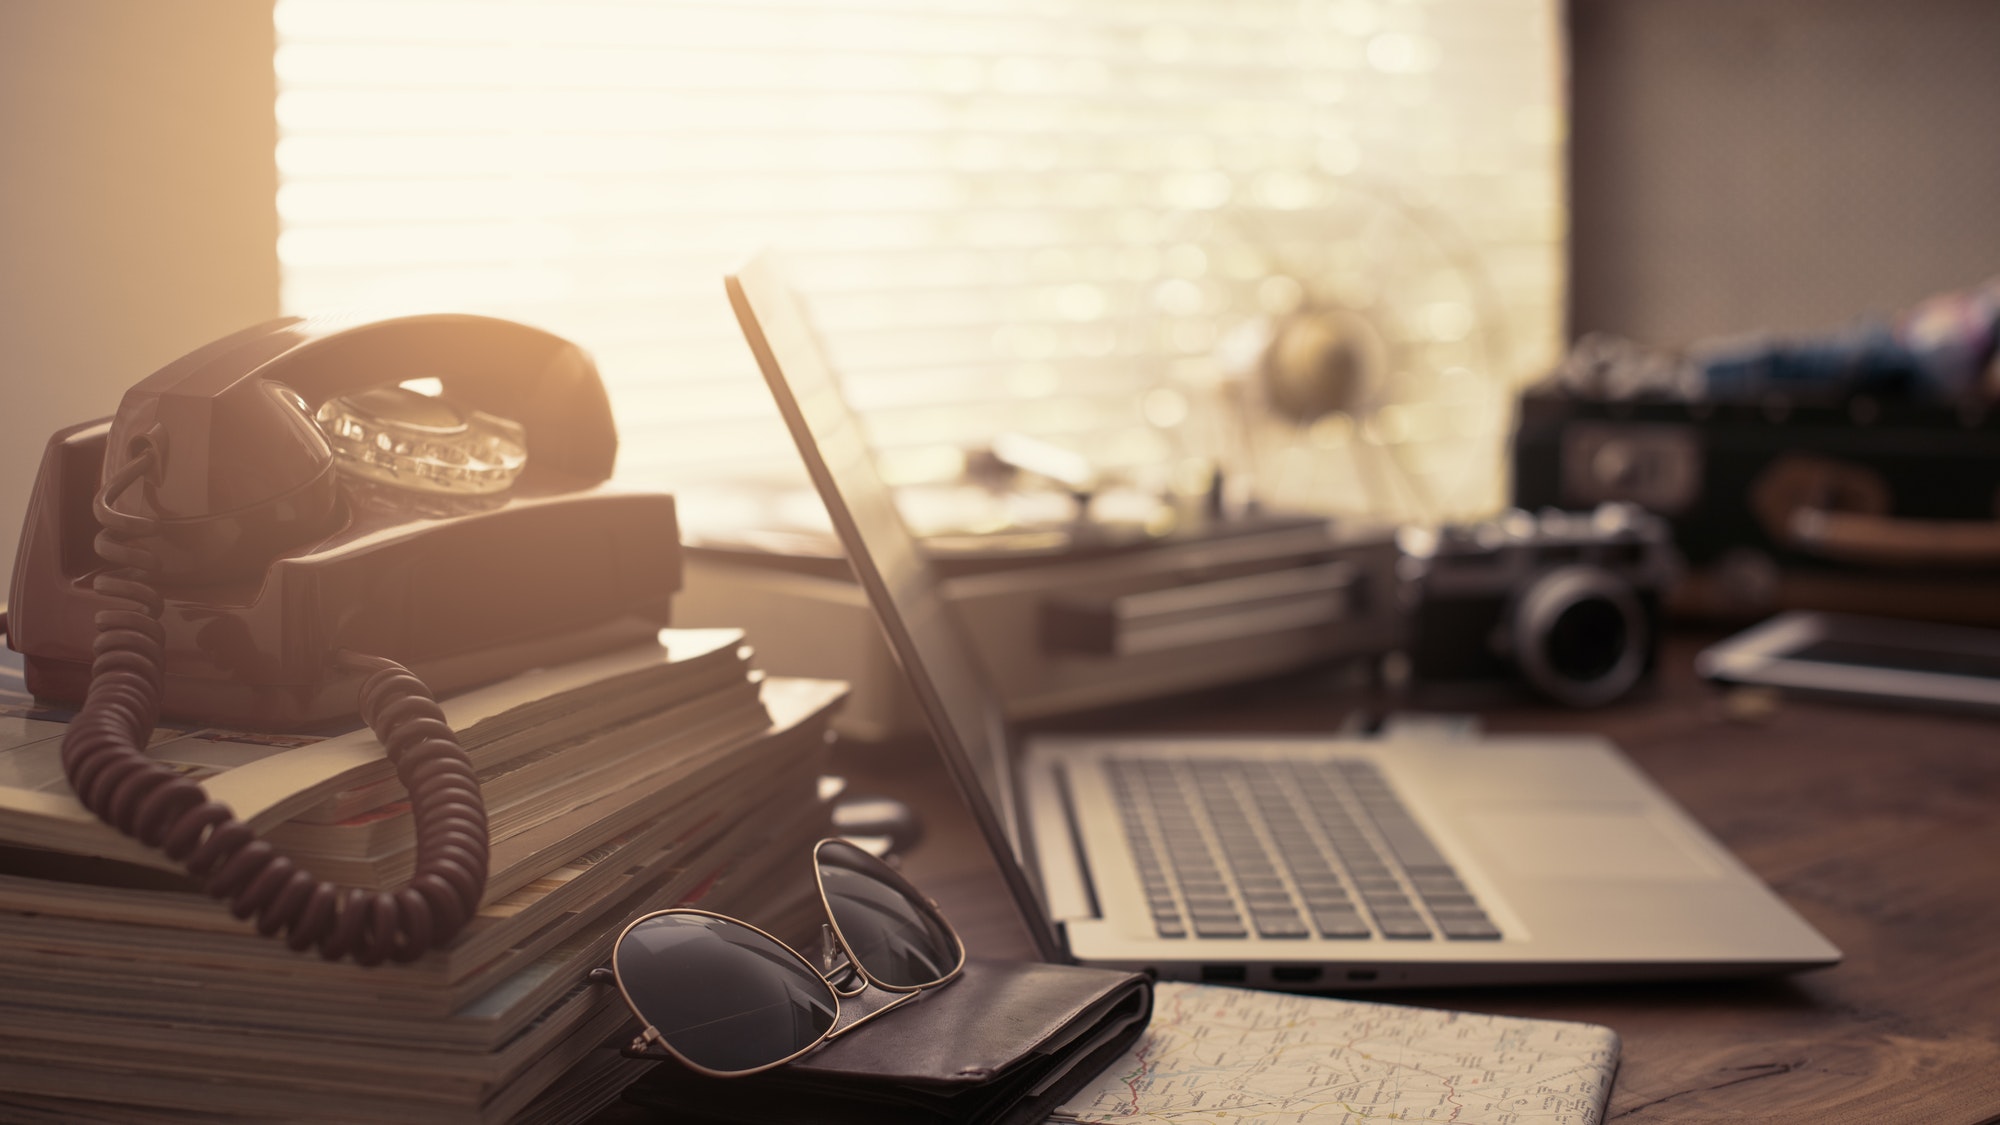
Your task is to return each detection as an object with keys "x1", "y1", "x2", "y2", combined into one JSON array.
[
  {"x1": 1050, "y1": 980, "x2": 1622, "y2": 1125},
  {"x1": 726, "y1": 252, "x2": 1841, "y2": 990}
]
